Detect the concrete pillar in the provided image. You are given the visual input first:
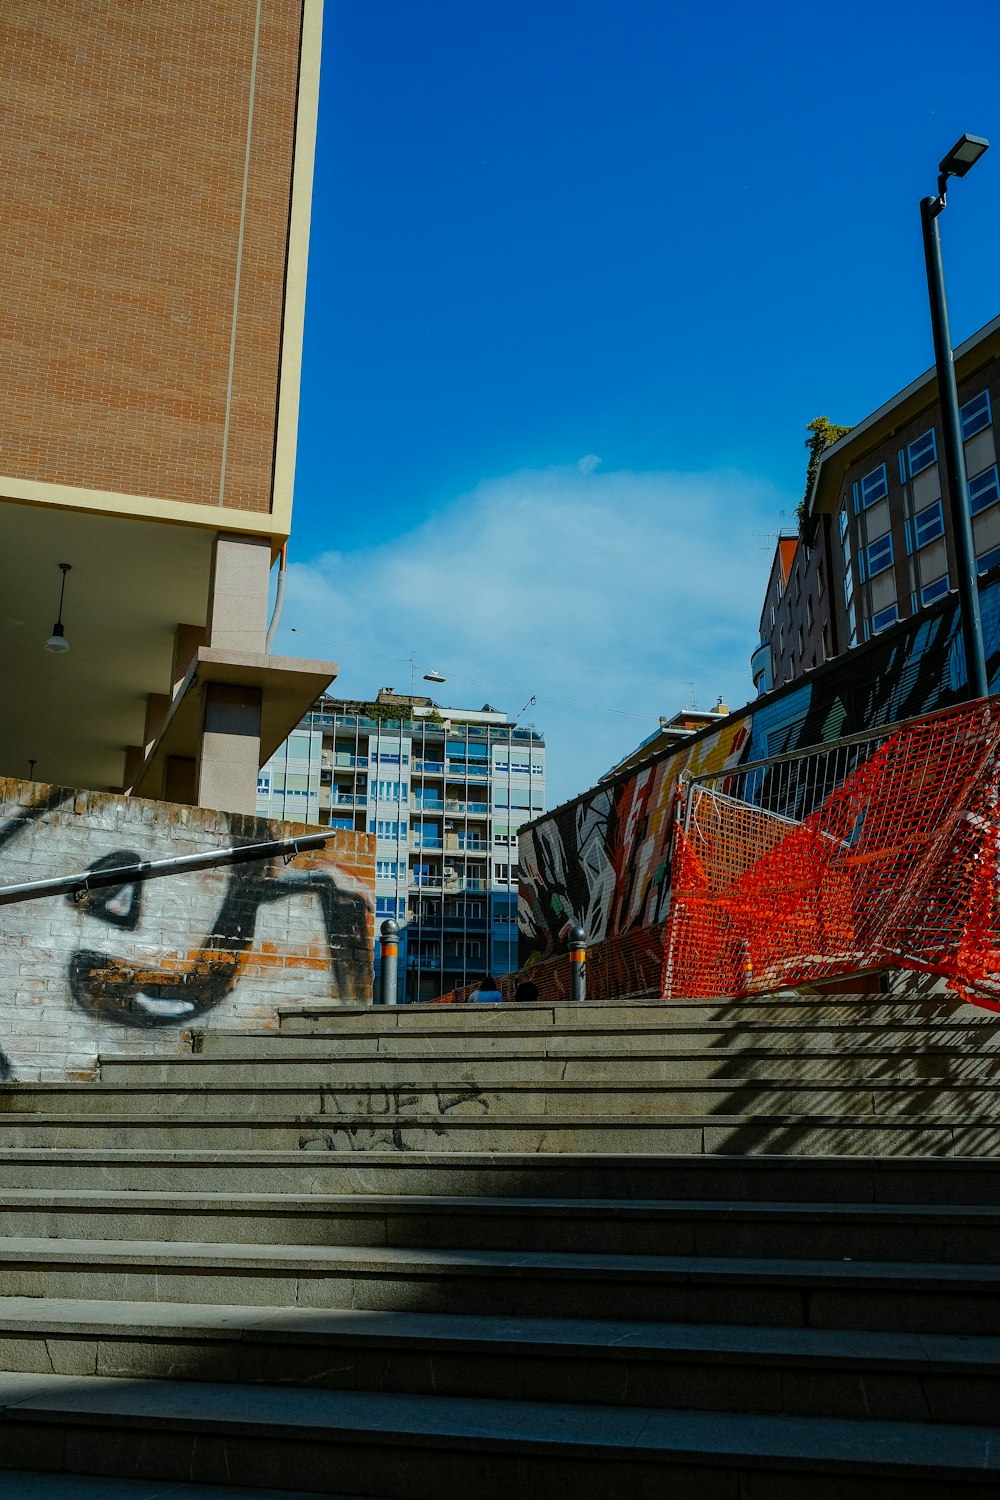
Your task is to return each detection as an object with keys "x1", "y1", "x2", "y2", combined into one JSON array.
[
  {"x1": 206, "y1": 533, "x2": 271, "y2": 654},
  {"x1": 196, "y1": 683, "x2": 263, "y2": 815},
  {"x1": 164, "y1": 756, "x2": 197, "y2": 806}
]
